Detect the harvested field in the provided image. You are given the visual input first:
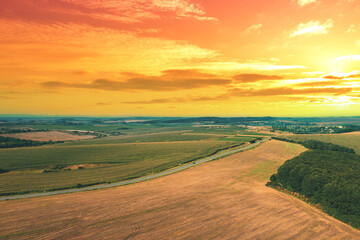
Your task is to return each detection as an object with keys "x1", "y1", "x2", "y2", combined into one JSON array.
[
  {"x1": 0, "y1": 140, "x2": 359, "y2": 239},
  {"x1": 0, "y1": 131, "x2": 95, "y2": 141},
  {"x1": 341, "y1": 131, "x2": 360, "y2": 135}
]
